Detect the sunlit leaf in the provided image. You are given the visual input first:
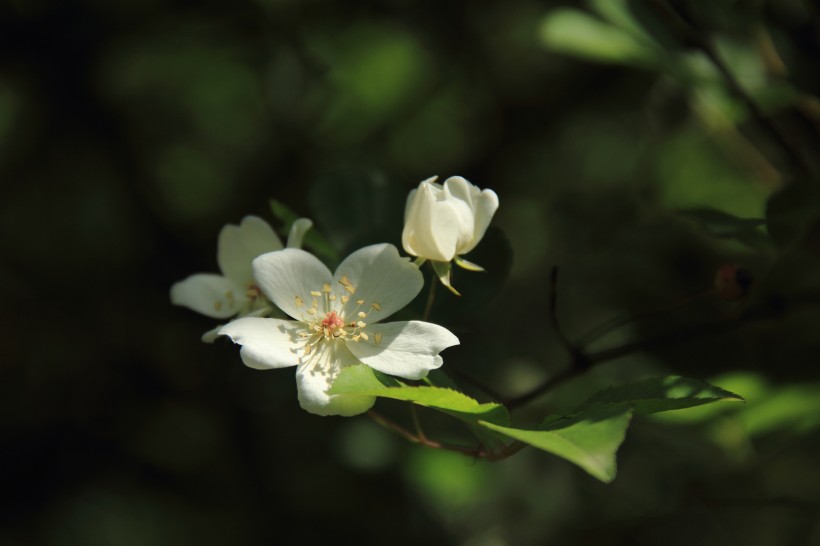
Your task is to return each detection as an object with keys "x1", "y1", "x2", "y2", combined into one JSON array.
[
  {"x1": 480, "y1": 404, "x2": 634, "y2": 482},
  {"x1": 330, "y1": 365, "x2": 510, "y2": 426},
  {"x1": 576, "y1": 375, "x2": 743, "y2": 415}
]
